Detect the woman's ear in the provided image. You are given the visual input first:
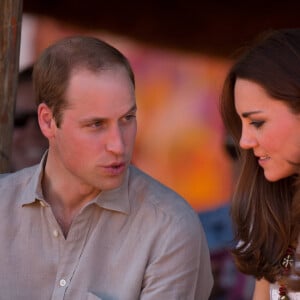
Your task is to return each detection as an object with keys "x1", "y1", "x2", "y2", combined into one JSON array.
[{"x1": 38, "y1": 103, "x2": 56, "y2": 138}]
